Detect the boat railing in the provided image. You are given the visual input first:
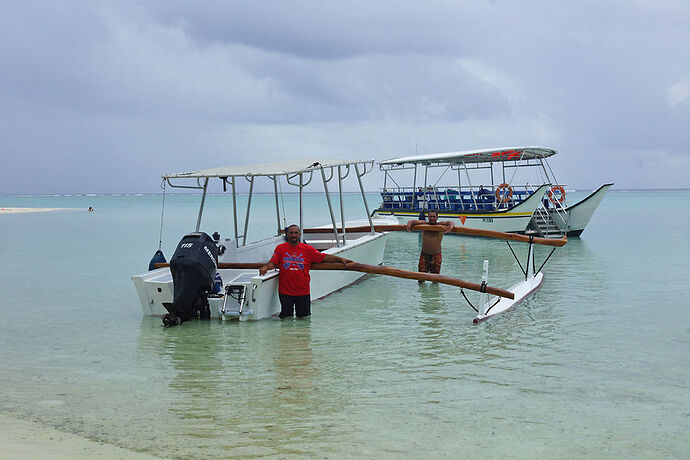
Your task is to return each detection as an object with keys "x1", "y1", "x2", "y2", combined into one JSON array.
[
  {"x1": 380, "y1": 185, "x2": 539, "y2": 212},
  {"x1": 526, "y1": 183, "x2": 570, "y2": 235}
]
